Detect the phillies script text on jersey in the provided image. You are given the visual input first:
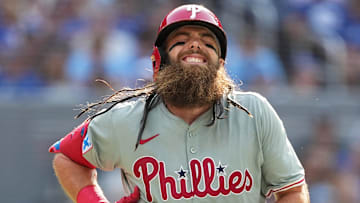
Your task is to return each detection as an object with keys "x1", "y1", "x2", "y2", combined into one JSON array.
[{"x1": 133, "y1": 156, "x2": 253, "y2": 201}]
